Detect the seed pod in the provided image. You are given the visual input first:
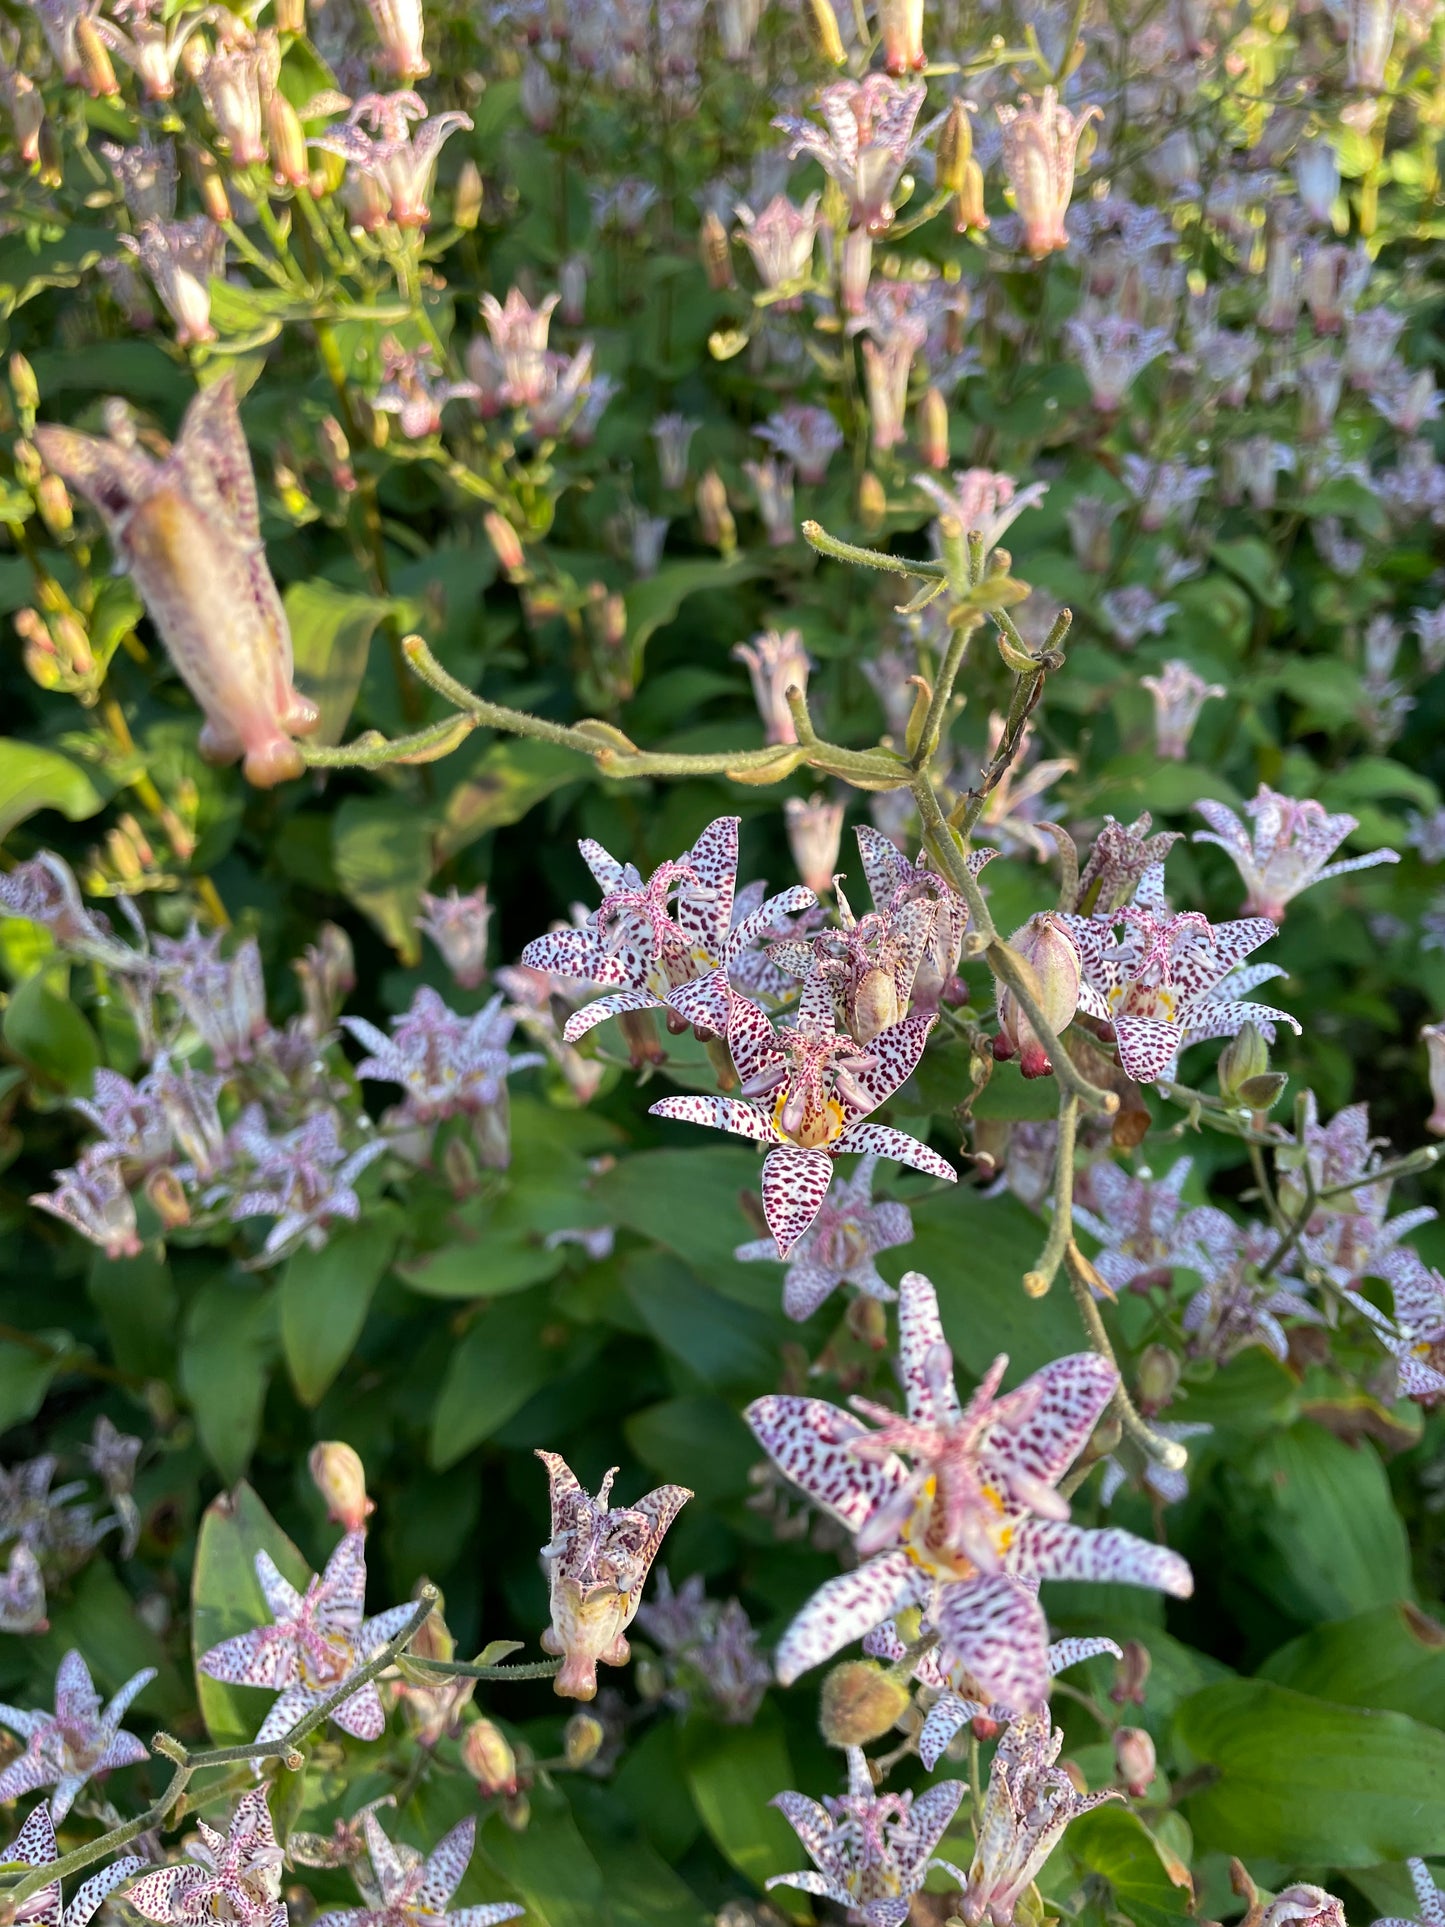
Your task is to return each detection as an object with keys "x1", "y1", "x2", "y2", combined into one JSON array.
[{"x1": 819, "y1": 1661, "x2": 912, "y2": 1747}]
